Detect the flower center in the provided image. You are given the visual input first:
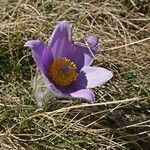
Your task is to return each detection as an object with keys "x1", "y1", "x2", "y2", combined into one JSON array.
[{"x1": 49, "y1": 57, "x2": 78, "y2": 87}]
